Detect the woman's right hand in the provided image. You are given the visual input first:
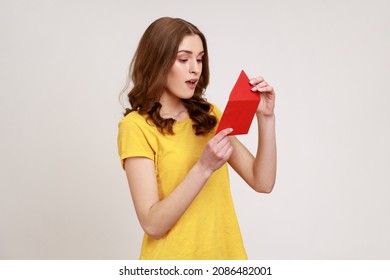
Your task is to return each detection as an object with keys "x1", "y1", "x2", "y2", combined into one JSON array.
[{"x1": 197, "y1": 128, "x2": 234, "y2": 174}]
